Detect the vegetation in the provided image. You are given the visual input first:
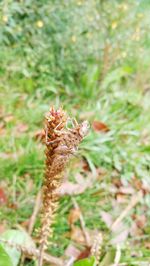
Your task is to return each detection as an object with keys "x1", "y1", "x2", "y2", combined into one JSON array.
[{"x1": 0, "y1": 0, "x2": 150, "y2": 265}]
